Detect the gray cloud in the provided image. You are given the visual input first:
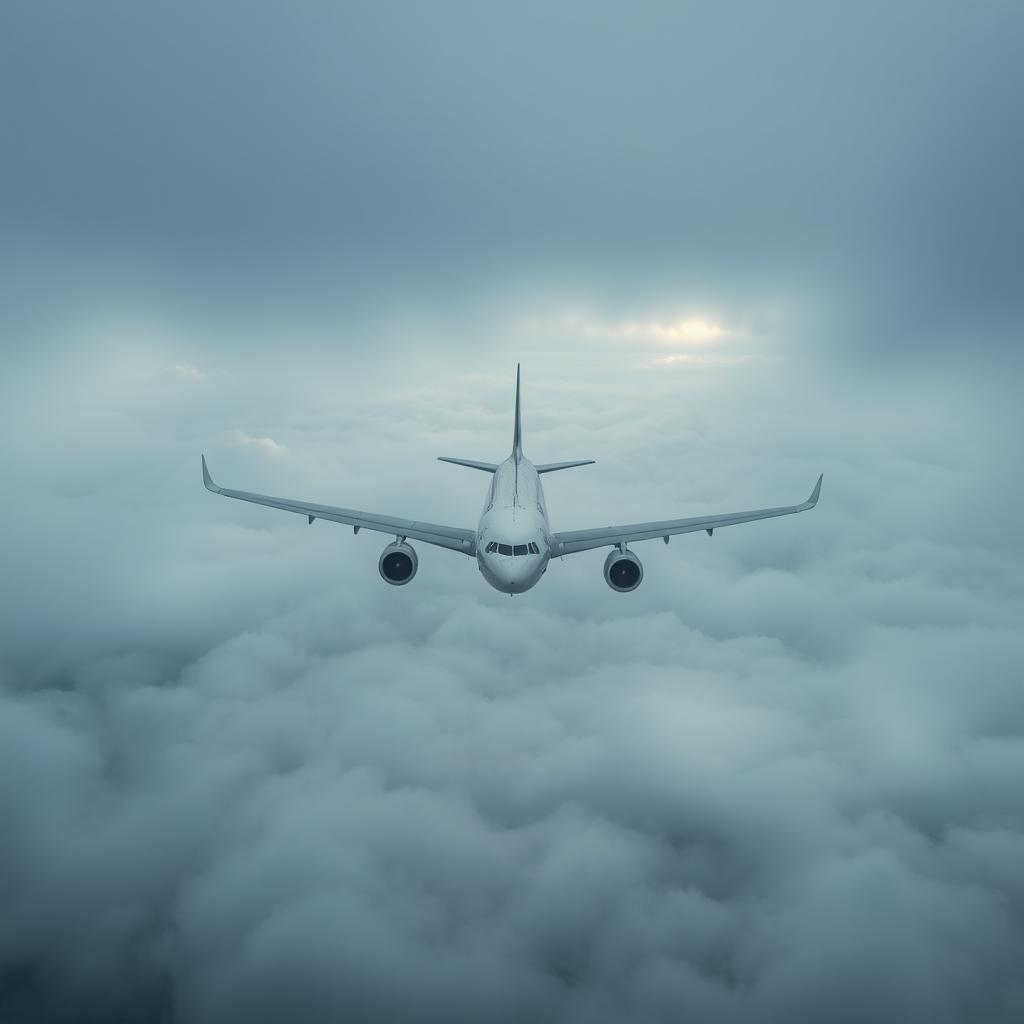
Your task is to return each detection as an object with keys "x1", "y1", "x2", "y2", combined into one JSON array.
[
  {"x1": 3, "y1": 3, "x2": 1024, "y2": 1022},
  {"x1": 4, "y1": 2, "x2": 1023, "y2": 353},
  {"x1": 2, "y1": 322, "x2": 1023, "y2": 1022}
]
